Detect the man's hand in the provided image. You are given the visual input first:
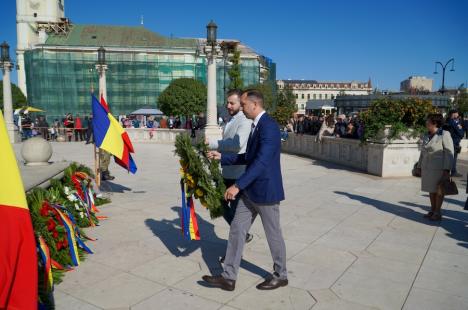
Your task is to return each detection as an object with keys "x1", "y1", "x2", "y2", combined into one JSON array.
[
  {"x1": 224, "y1": 184, "x2": 240, "y2": 201},
  {"x1": 207, "y1": 151, "x2": 221, "y2": 160}
]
